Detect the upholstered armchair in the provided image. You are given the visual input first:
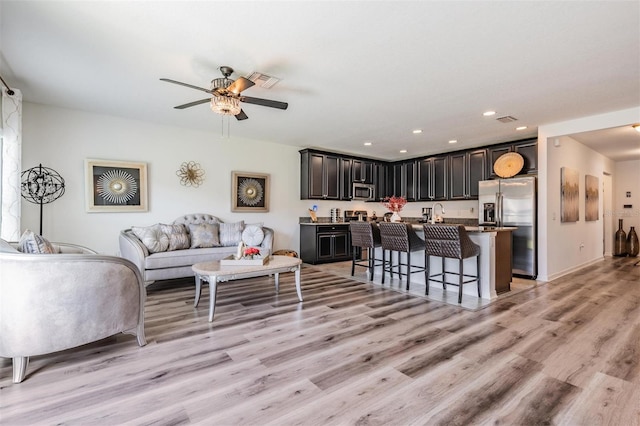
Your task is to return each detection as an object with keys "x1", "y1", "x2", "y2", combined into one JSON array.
[{"x1": 0, "y1": 238, "x2": 146, "y2": 383}]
